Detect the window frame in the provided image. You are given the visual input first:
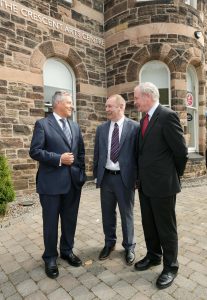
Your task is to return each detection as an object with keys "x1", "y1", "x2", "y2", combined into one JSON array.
[{"x1": 186, "y1": 65, "x2": 199, "y2": 153}]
